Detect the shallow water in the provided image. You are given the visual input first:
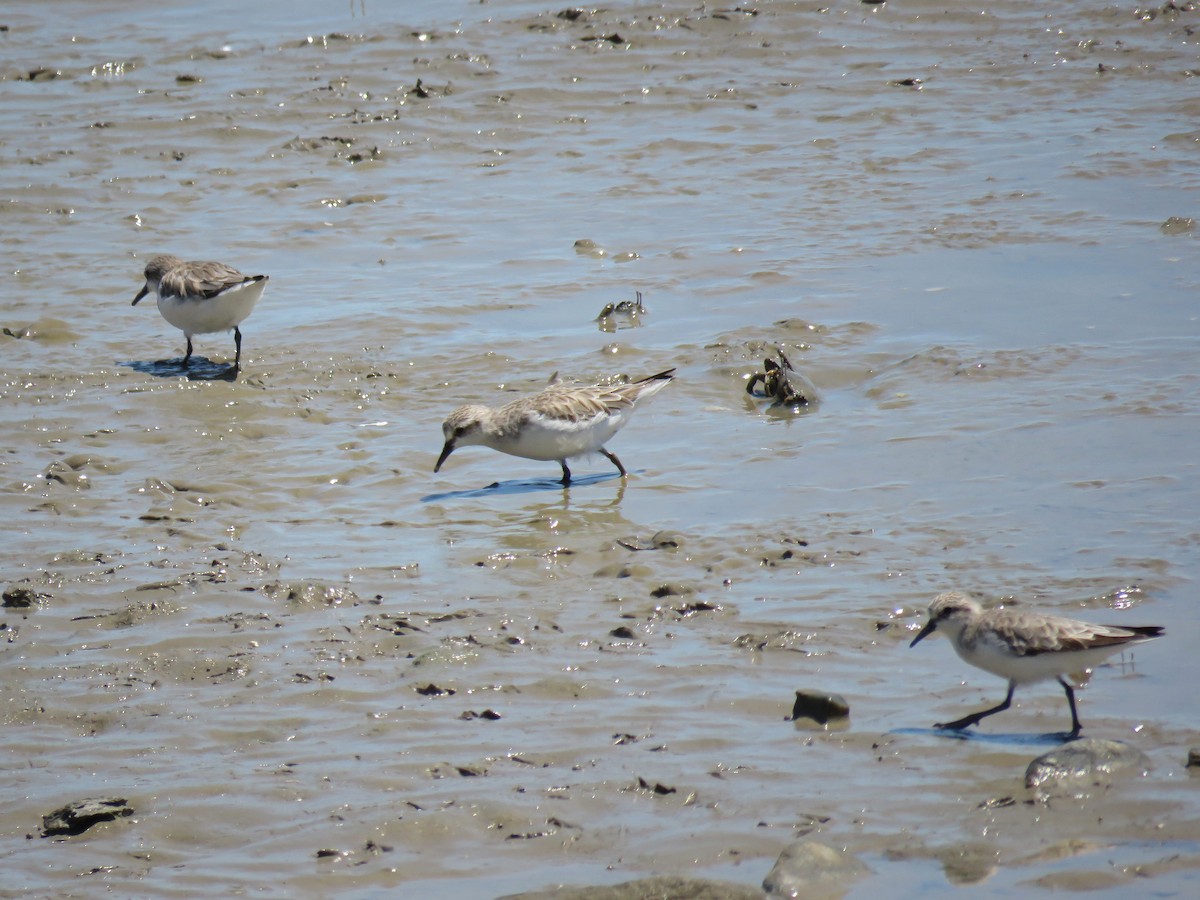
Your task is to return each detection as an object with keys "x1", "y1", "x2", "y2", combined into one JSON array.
[{"x1": 2, "y1": 0, "x2": 1199, "y2": 896}]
